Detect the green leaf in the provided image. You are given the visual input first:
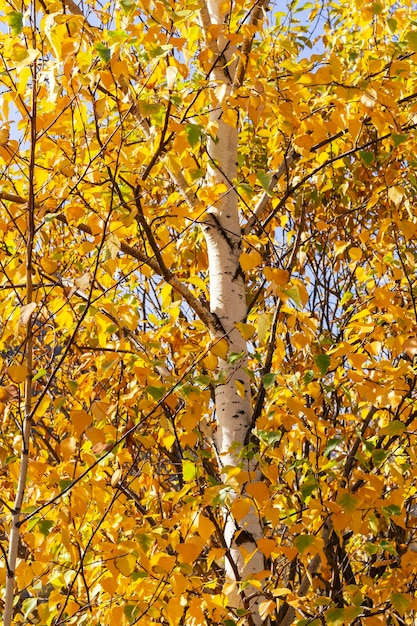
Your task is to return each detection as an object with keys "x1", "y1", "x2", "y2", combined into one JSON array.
[
  {"x1": 380, "y1": 539, "x2": 397, "y2": 555},
  {"x1": 314, "y1": 354, "x2": 330, "y2": 375},
  {"x1": 119, "y1": 0, "x2": 135, "y2": 14},
  {"x1": 263, "y1": 372, "x2": 277, "y2": 388},
  {"x1": 38, "y1": 519, "x2": 55, "y2": 536},
  {"x1": 59, "y1": 479, "x2": 74, "y2": 491},
  {"x1": 359, "y1": 150, "x2": 374, "y2": 165},
  {"x1": 405, "y1": 30, "x2": 417, "y2": 52},
  {"x1": 148, "y1": 44, "x2": 172, "y2": 59},
  {"x1": 365, "y1": 541, "x2": 379, "y2": 555},
  {"x1": 282, "y1": 286, "x2": 303, "y2": 308},
  {"x1": 382, "y1": 504, "x2": 401, "y2": 517},
  {"x1": 124, "y1": 604, "x2": 140, "y2": 623},
  {"x1": 257, "y1": 171, "x2": 273, "y2": 195},
  {"x1": 300, "y1": 475, "x2": 317, "y2": 501},
  {"x1": 185, "y1": 123, "x2": 201, "y2": 148},
  {"x1": 387, "y1": 18, "x2": 397, "y2": 33},
  {"x1": 294, "y1": 534, "x2": 315, "y2": 555},
  {"x1": 131, "y1": 571, "x2": 148, "y2": 580},
  {"x1": 337, "y1": 491, "x2": 358, "y2": 512},
  {"x1": 95, "y1": 42, "x2": 111, "y2": 64},
  {"x1": 224, "y1": 621, "x2": 237, "y2": 626},
  {"x1": 136, "y1": 533, "x2": 153, "y2": 553},
  {"x1": 22, "y1": 597, "x2": 38, "y2": 620},
  {"x1": 380, "y1": 420, "x2": 405, "y2": 435},
  {"x1": 391, "y1": 592, "x2": 410, "y2": 616},
  {"x1": 8, "y1": 11, "x2": 23, "y2": 35},
  {"x1": 323, "y1": 437, "x2": 342, "y2": 457},
  {"x1": 303, "y1": 369, "x2": 315, "y2": 384},
  {"x1": 371, "y1": 448, "x2": 390, "y2": 466},
  {"x1": 392, "y1": 133, "x2": 408, "y2": 147},
  {"x1": 189, "y1": 168, "x2": 204, "y2": 180},
  {"x1": 68, "y1": 380, "x2": 78, "y2": 394},
  {"x1": 340, "y1": 291, "x2": 353, "y2": 306},
  {"x1": 228, "y1": 351, "x2": 245, "y2": 364},
  {"x1": 146, "y1": 385, "x2": 165, "y2": 400},
  {"x1": 33, "y1": 368, "x2": 47, "y2": 382},
  {"x1": 326, "y1": 608, "x2": 345, "y2": 626}
]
